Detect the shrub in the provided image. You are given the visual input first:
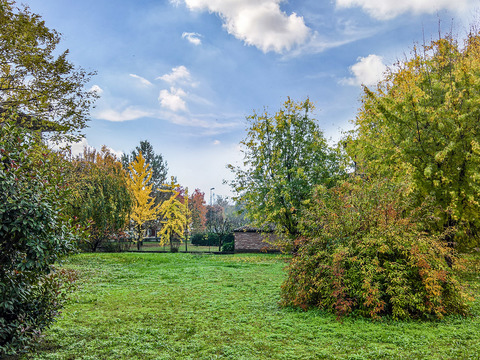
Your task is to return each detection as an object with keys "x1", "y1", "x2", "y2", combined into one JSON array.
[
  {"x1": 222, "y1": 241, "x2": 235, "y2": 253},
  {"x1": 0, "y1": 120, "x2": 78, "y2": 356},
  {"x1": 281, "y1": 178, "x2": 470, "y2": 320},
  {"x1": 191, "y1": 233, "x2": 220, "y2": 246}
]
